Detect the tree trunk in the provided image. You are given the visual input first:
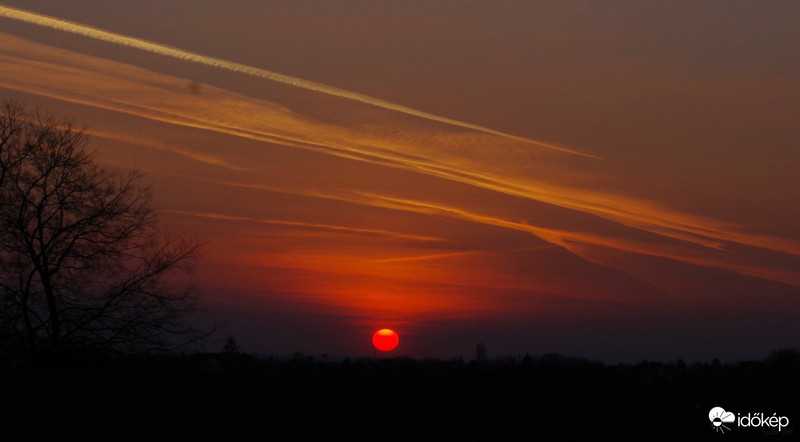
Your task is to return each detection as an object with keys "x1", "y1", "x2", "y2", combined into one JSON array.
[
  {"x1": 39, "y1": 270, "x2": 61, "y2": 353},
  {"x1": 20, "y1": 291, "x2": 38, "y2": 360}
]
